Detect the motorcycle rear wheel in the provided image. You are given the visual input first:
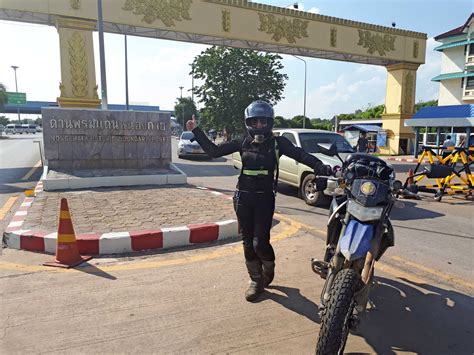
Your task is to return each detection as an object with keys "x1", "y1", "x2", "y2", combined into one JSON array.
[{"x1": 315, "y1": 269, "x2": 360, "y2": 355}]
